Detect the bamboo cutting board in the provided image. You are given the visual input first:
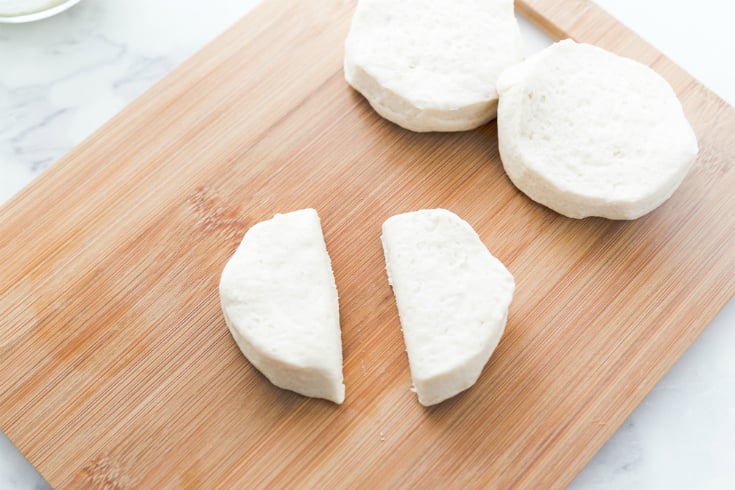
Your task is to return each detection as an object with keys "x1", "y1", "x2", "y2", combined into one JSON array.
[{"x1": 1, "y1": 0, "x2": 734, "y2": 487}]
